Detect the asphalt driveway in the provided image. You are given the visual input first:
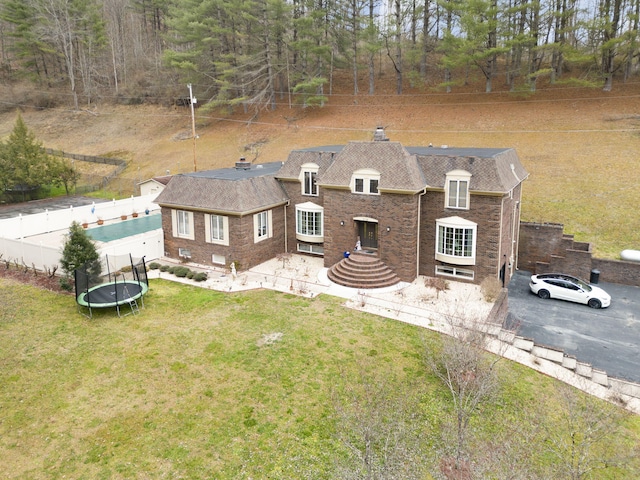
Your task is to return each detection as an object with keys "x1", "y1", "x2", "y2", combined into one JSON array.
[
  {"x1": 0, "y1": 196, "x2": 108, "y2": 219},
  {"x1": 507, "y1": 270, "x2": 640, "y2": 383}
]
